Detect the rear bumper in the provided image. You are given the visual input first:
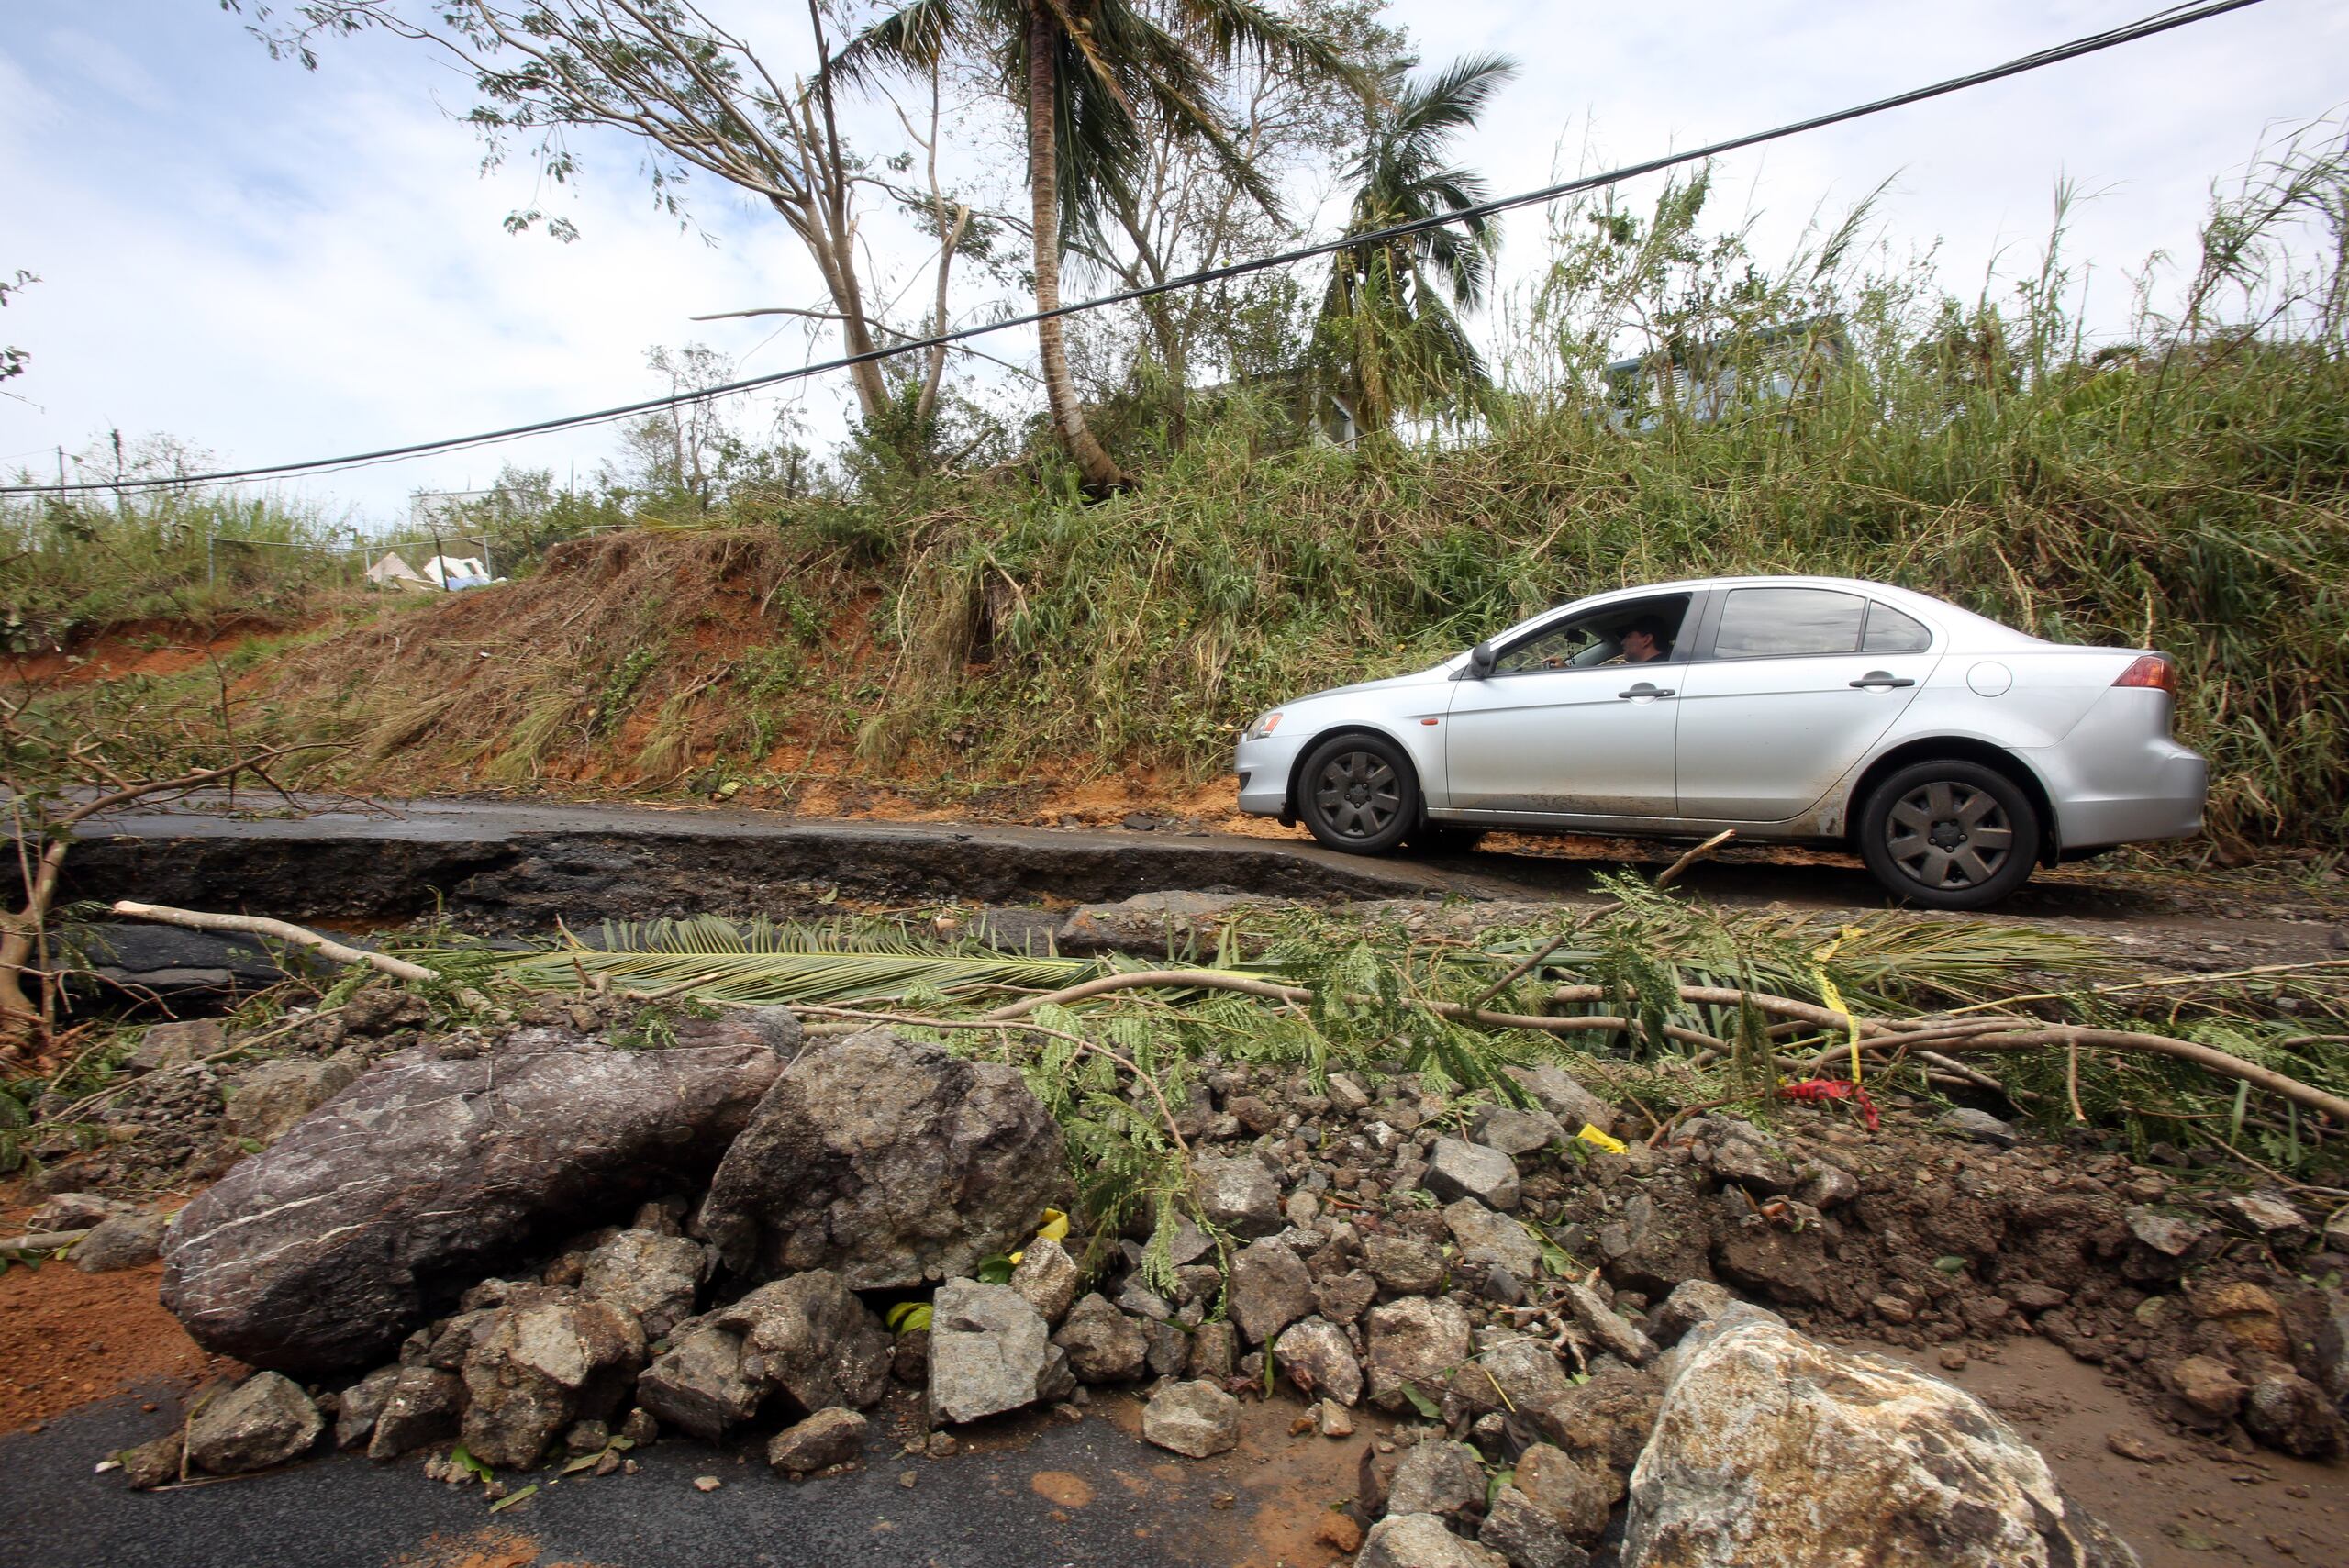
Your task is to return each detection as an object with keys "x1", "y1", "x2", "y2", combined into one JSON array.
[{"x1": 2029, "y1": 729, "x2": 2208, "y2": 851}]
